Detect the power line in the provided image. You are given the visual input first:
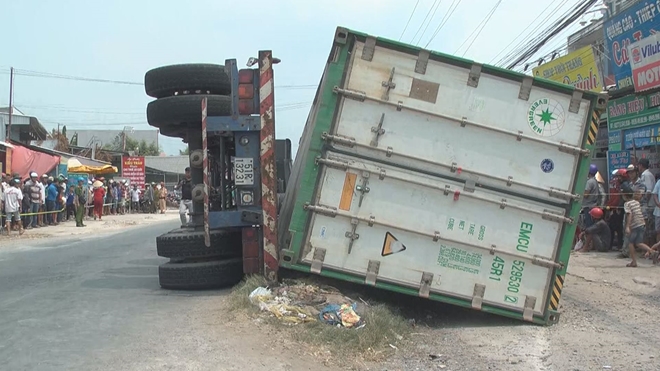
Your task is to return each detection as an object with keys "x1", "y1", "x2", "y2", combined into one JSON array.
[
  {"x1": 493, "y1": 0, "x2": 575, "y2": 67},
  {"x1": 505, "y1": 0, "x2": 599, "y2": 70},
  {"x1": 488, "y1": 0, "x2": 565, "y2": 64},
  {"x1": 0, "y1": 68, "x2": 317, "y2": 90},
  {"x1": 410, "y1": 0, "x2": 441, "y2": 44},
  {"x1": 424, "y1": 0, "x2": 463, "y2": 49},
  {"x1": 453, "y1": 0, "x2": 502, "y2": 56},
  {"x1": 415, "y1": 0, "x2": 443, "y2": 46},
  {"x1": 399, "y1": 0, "x2": 421, "y2": 41}
]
